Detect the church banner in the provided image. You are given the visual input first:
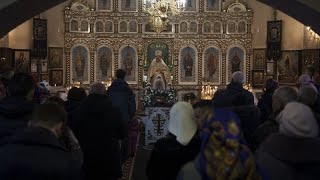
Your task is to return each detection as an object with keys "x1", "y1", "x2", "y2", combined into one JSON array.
[
  {"x1": 33, "y1": 18, "x2": 47, "y2": 59},
  {"x1": 266, "y1": 20, "x2": 282, "y2": 61}
]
